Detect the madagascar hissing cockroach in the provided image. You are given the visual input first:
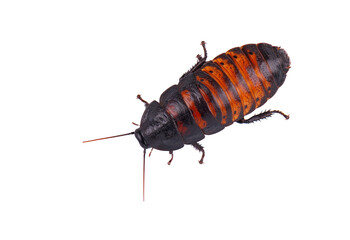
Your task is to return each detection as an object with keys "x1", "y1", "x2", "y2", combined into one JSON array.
[{"x1": 84, "y1": 41, "x2": 291, "y2": 200}]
